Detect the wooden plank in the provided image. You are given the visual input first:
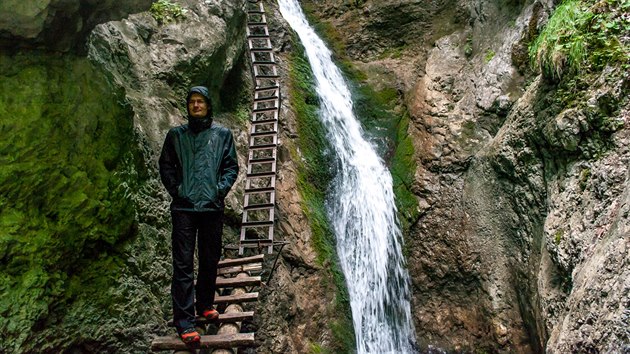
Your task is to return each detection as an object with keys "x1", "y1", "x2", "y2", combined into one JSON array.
[
  {"x1": 214, "y1": 292, "x2": 259, "y2": 304},
  {"x1": 216, "y1": 276, "x2": 261, "y2": 288},
  {"x1": 150, "y1": 333, "x2": 255, "y2": 351},
  {"x1": 166, "y1": 311, "x2": 255, "y2": 327},
  {"x1": 218, "y1": 254, "x2": 264, "y2": 268},
  {"x1": 217, "y1": 263, "x2": 262, "y2": 276}
]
